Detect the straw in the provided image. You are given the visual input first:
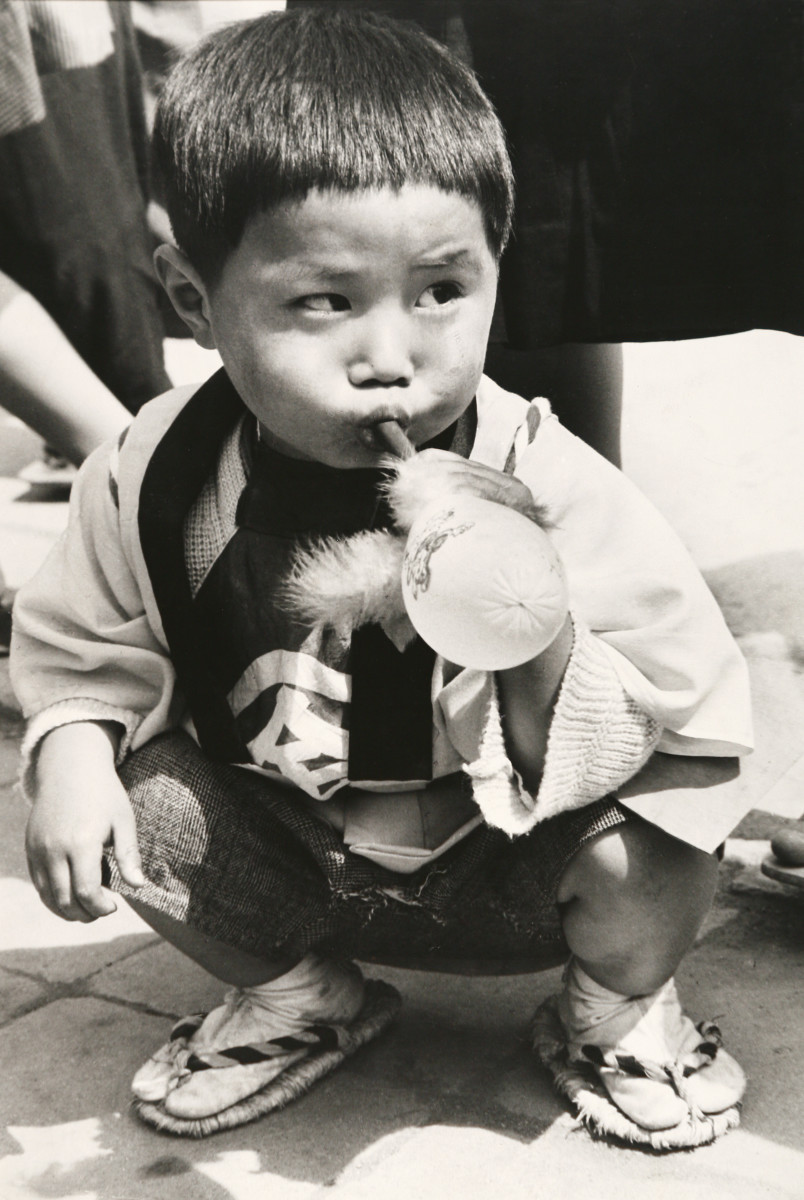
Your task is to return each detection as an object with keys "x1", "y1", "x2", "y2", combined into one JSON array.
[{"x1": 373, "y1": 420, "x2": 415, "y2": 460}]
